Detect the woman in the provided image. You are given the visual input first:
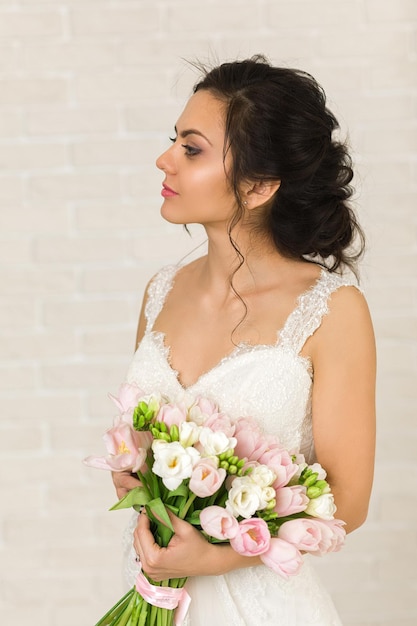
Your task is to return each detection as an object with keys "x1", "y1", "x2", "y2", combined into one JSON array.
[{"x1": 113, "y1": 56, "x2": 376, "y2": 625}]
